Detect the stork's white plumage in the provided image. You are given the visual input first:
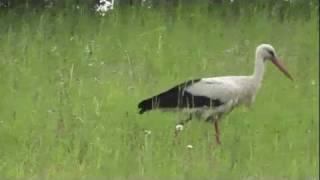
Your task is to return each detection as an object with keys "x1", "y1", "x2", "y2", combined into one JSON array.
[{"x1": 138, "y1": 44, "x2": 293, "y2": 144}]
